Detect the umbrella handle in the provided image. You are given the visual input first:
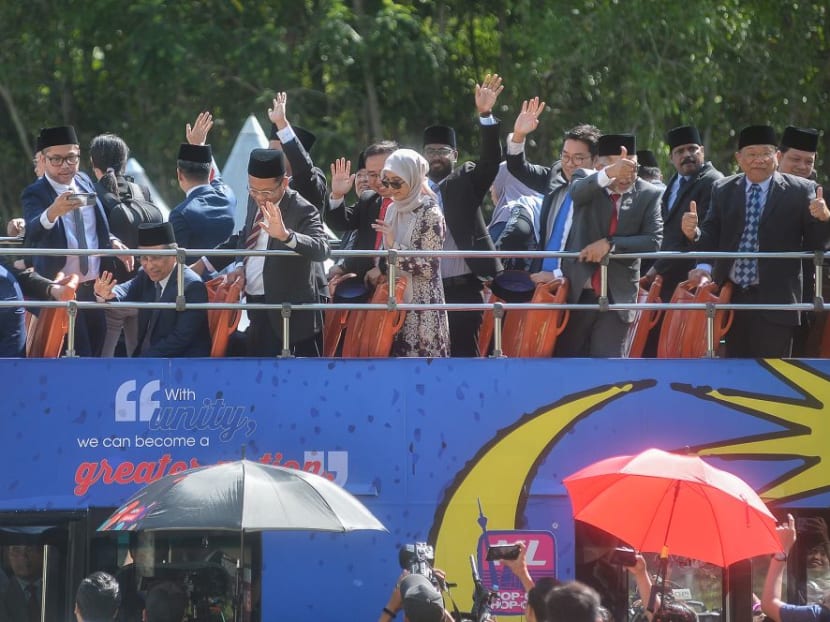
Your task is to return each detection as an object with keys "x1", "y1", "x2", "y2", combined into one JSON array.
[{"x1": 646, "y1": 547, "x2": 670, "y2": 614}]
